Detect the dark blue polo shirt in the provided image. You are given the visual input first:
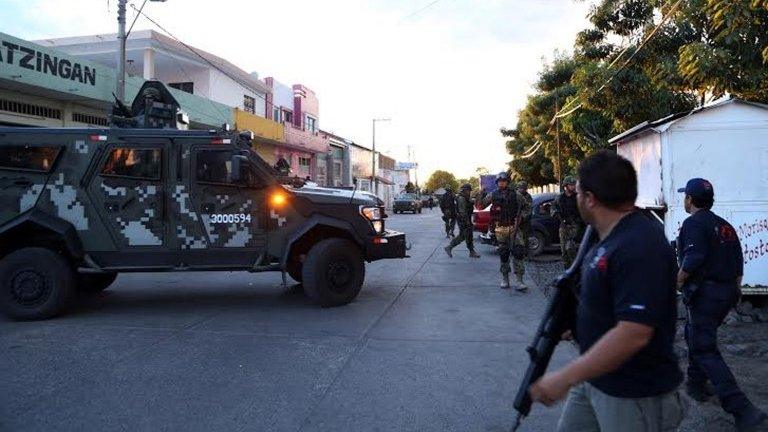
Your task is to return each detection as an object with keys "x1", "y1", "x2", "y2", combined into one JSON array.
[
  {"x1": 678, "y1": 209, "x2": 743, "y2": 283},
  {"x1": 577, "y1": 211, "x2": 683, "y2": 398}
]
